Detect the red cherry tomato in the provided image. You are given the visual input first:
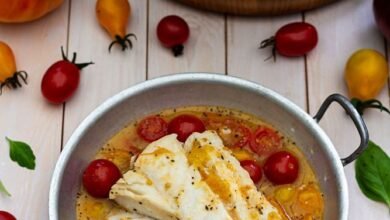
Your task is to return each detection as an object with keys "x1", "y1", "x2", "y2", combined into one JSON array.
[
  {"x1": 0, "y1": 211, "x2": 16, "y2": 220},
  {"x1": 240, "y1": 160, "x2": 262, "y2": 184},
  {"x1": 250, "y1": 127, "x2": 281, "y2": 156},
  {"x1": 260, "y1": 22, "x2": 318, "y2": 58},
  {"x1": 168, "y1": 114, "x2": 205, "y2": 142},
  {"x1": 137, "y1": 115, "x2": 168, "y2": 142},
  {"x1": 157, "y1": 15, "x2": 190, "y2": 56},
  {"x1": 373, "y1": 0, "x2": 390, "y2": 41},
  {"x1": 82, "y1": 159, "x2": 121, "y2": 198},
  {"x1": 41, "y1": 47, "x2": 93, "y2": 104},
  {"x1": 263, "y1": 151, "x2": 299, "y2": 185},
  {"x1": 206, "y1": 118, "x2": 251, "y2": 148}
]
